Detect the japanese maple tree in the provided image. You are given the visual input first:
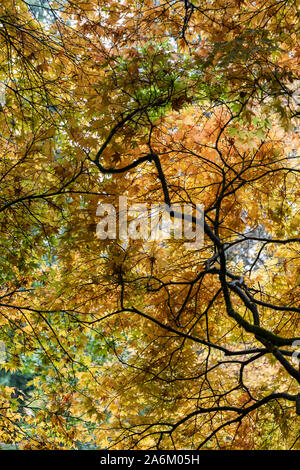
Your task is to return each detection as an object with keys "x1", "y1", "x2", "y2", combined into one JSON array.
[{"x1": 0, "y1": 0, "x2": 299, "y2": 450}]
